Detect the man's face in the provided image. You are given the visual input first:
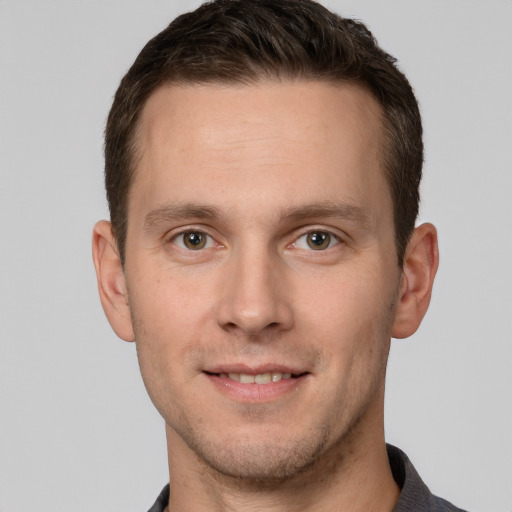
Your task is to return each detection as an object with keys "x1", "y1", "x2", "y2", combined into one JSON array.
[{"x1": 122, "y1": 81, "x2": 401, "y2": 480}]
